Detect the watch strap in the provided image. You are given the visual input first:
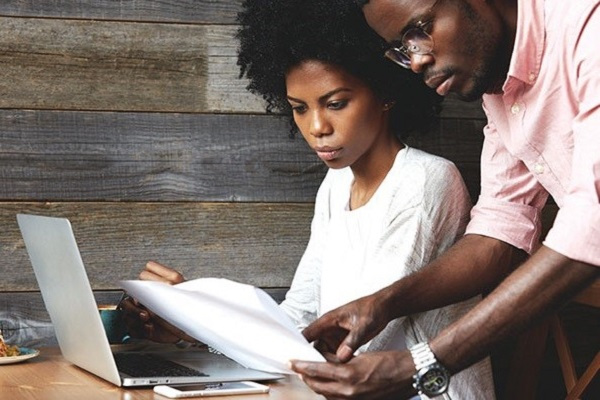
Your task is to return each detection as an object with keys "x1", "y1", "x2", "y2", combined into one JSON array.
[
  {"x1": 410, "y1": 342, "x2": 437, "y2": 370},
  {"x1": 409, "y1": 341, "x2": 451, "y2": 397}
]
